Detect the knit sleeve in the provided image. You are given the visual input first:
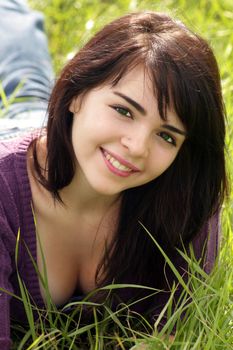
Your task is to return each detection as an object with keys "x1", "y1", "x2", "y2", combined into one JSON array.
[{"x1": 0, "y1": 205, "x2": 15, "y2": 350}]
